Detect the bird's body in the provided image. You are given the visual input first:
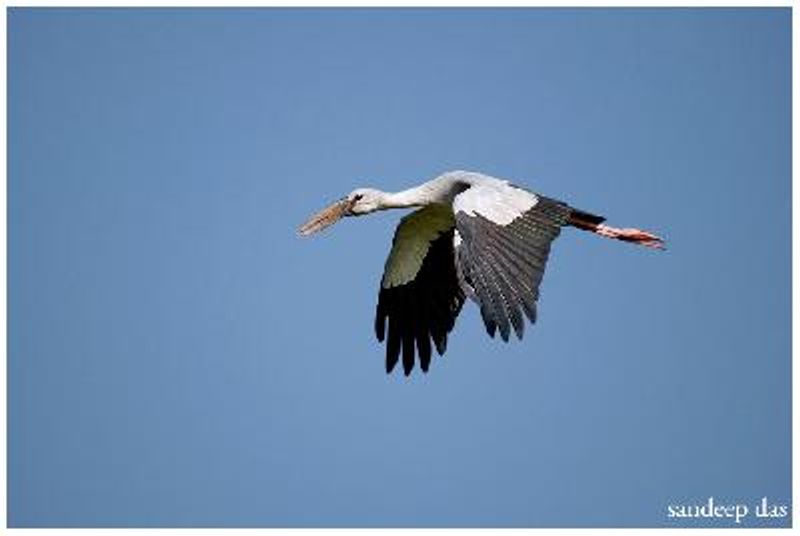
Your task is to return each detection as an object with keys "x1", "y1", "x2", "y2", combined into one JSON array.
[{"x1": 299, "y1": 170, "x2": 664, "y2": 376}]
